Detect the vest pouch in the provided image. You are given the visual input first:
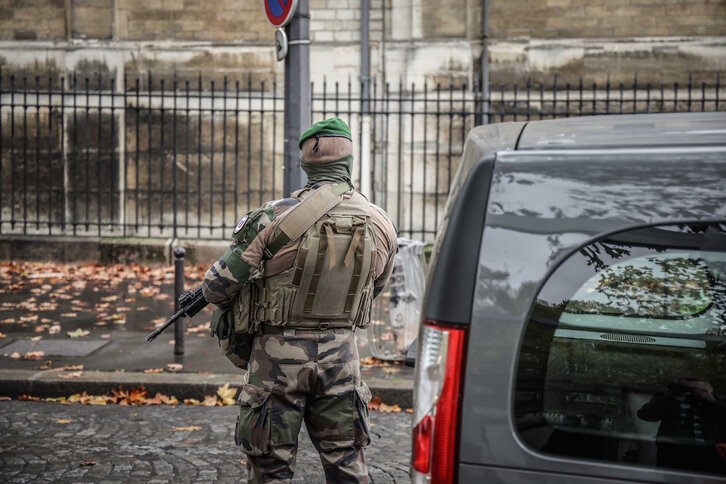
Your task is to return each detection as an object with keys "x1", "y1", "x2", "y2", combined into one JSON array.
[
  {"x1": 233, "y1": 282, "x2": 255, "y2": 334},
  {"x1": 352, "y1": 284, "x2": 374, "y2": 329}
]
